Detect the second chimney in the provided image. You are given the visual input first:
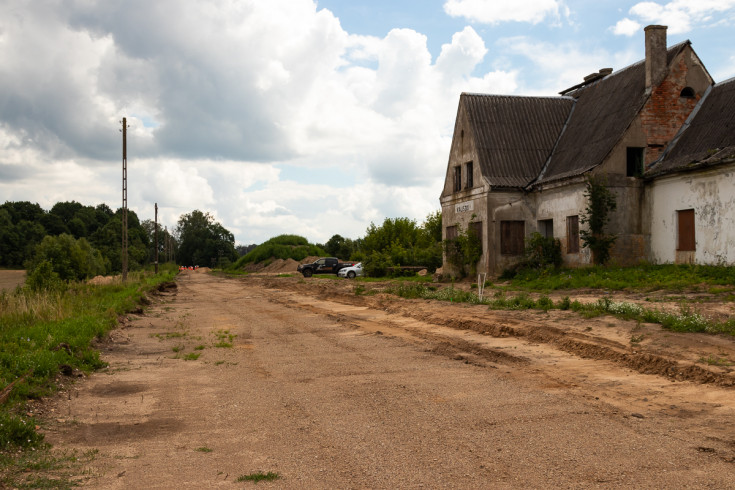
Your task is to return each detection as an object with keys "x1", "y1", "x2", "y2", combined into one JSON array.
[{"x1": 645, "y1": 25, "x2": 668, "y2": 90}]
